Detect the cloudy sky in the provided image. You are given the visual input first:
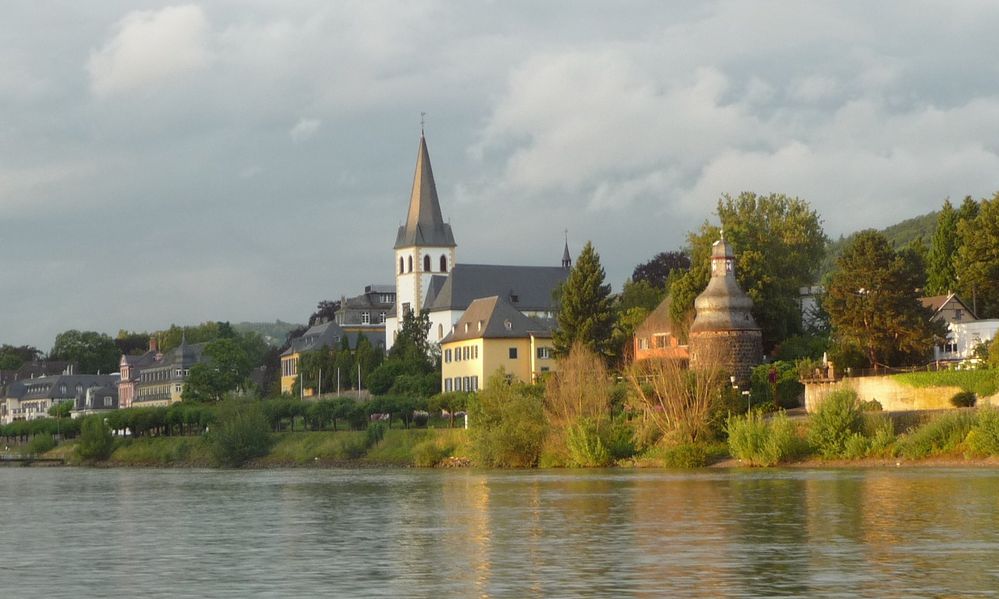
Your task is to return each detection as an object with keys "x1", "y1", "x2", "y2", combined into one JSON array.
[{"x1": 3, "y1": 1, "x2": 999, "y2": 350}]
